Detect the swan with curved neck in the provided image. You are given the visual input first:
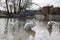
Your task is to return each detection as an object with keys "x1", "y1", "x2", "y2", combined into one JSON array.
[
  {"x1": 47, "y1": 21, "x2": 56, "y2": 35},
  {"x1": 24, "y1": 18, "x2": 36, "y2": 30}
]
